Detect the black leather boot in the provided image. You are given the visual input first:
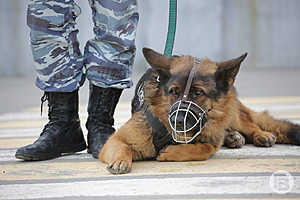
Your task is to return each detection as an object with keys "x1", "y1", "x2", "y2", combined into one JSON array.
[
  {"x1": 86, "y1": 84, "x2": 122, "y2": 159},
  {"x1": 15, "y1": 90, "x2": 87, "y2": 161}
]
